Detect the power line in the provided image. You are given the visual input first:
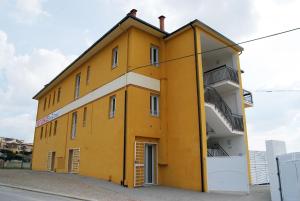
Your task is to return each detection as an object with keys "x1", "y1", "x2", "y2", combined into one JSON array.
[
  {"x1": 128, "y1": 27, "x2": 300, "y2": 72},
  {"x1": 254, "y1": 90, "x2": 300, "y2": 93}
]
